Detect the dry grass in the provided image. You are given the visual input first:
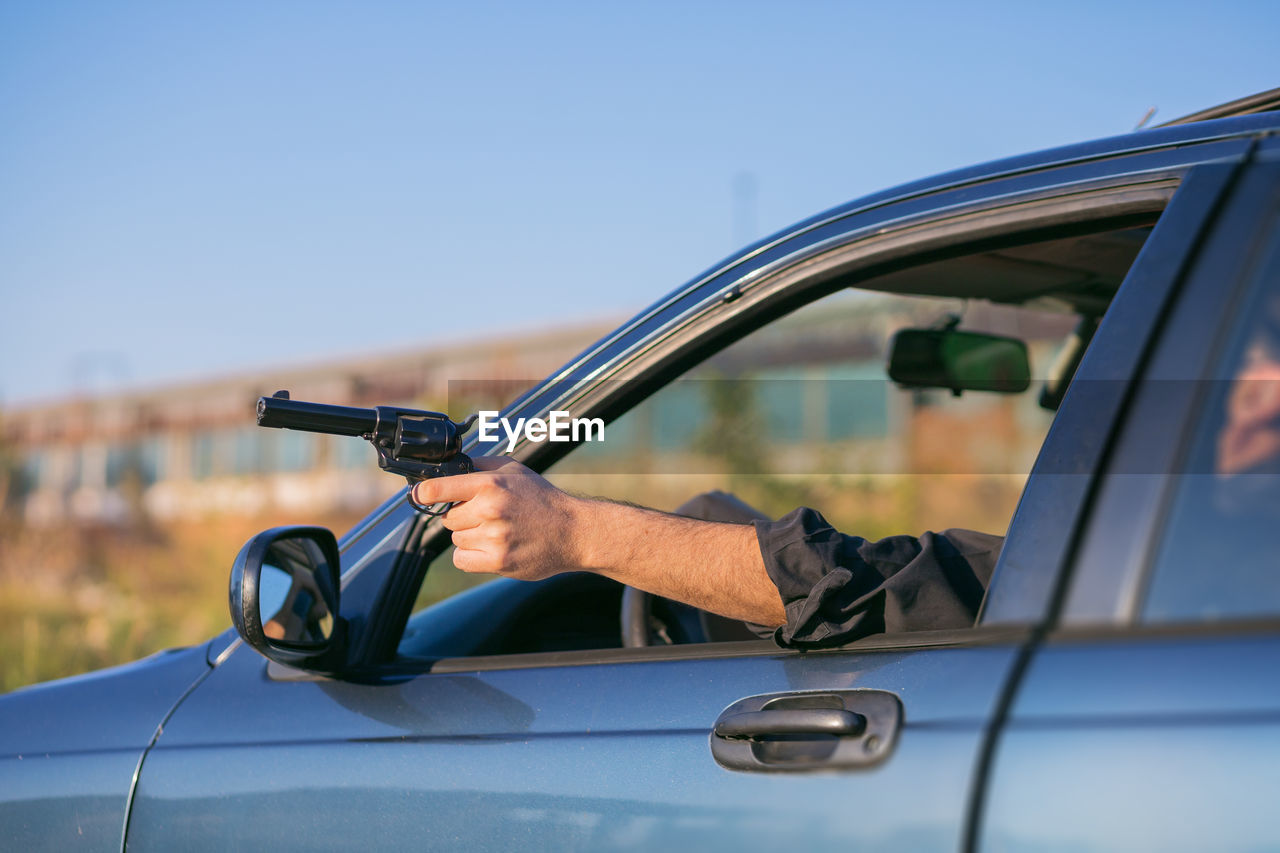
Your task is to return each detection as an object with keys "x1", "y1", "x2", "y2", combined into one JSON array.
[{"x1": 0, "y1": 509, "x2": 366, "y2": 693}]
